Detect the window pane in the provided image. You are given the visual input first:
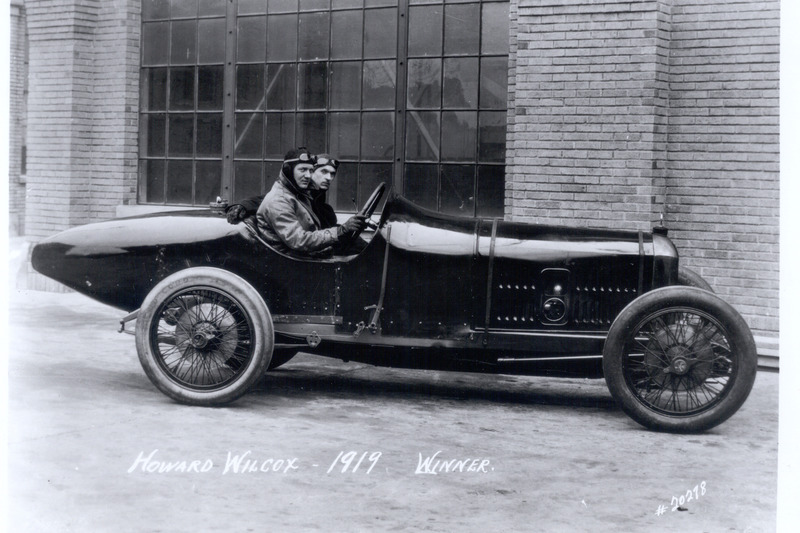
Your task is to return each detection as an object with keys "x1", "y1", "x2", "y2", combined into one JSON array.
[
  {"x1": 406, "y1": 111, "x2": 440, "y2": 161},
  {"x1": 168, "y1": 114, "x2": 195, "y2": 157},
  {"x1": 440, "y1": 164, "x2": 475, "y2": 216},
  {"x1": 198, "y1": 18, "x2": 225, "y2": 63},
  {"x1": 235, "y1": 112, "x2": 264, "y2": 158},
  {"x1": 142, "y1": 22, "x2": 169, "y2": 65},
  {"x1": 171, "y1": 20, "x2": 197, "y2": 65},
  {"x1": 333, "y1": 162, "x2": 358, "y2": 212},
  {"x1": 264, "y1": 161, "x2": 283, "y2": 189},
  {"x1": 366, "y1": 0, "x2": 396, "y2": 6},
  {"x1": 197, "y1": 114, "x2": 223, "y2": 157},
  {"x1": 269, "y1": 0, "x2": 298, "y2": 12},
  {"x1": 359, "y1": 163, "x2": 391, "y2": 210},
  {"x1": 237, "y1": 64, "x2": 265, "y2": 110},
  {"x1": 169, "y1": 67, "x2": 194, "y2": 110},
  {"x1": 196, "y1": 160, "x2": 222, "y2": 204},
  {"x1": 332, "y1": 0, "x2": 362, "y2": 7},
  {"x1": 441, "y1": 111, "x2": 476, "y2": 161},
  {"x1": 407, "y1": 59, "x2": 441, "y2": 109},
  {"x1": 408, "y1": 5, "x2": 442, "y2": 57},
  {"x1": 331, "y1": 10, "x2": 363, "y2": 59},
  {"x1": 479, "y1": 56, "x2": 507, "y2": 109},
  {"x1": 141, "y1": 159, "x2": 166, "y2": 203},
  {"x1": 329, "y1": 112, "x2": 360, "y2": 159},
  {"x1": 477, "y1": 164, "x2": 504, "y2": 217},
  {"x1": 404, "y1": 164, "x2": 438, "y2": 211},
  {"x1": 301, "y1": 0, "x2": 330, "y2": 10},
  {"x1": 363, "y1": 60, "x2": 395, "y2": 109},
  {"x1": 266, "y1": 64, "x2": 297, "y2": 110},
  {"x1": 364, "y1": 9, "x2": 396, "y2": 58},
  {"x1": 234, "y1": 161, "x2": 263, "y2": 201},
  {"x1": 298, "y1": 62, "x2": 328, "y2": 110},
  {"x1": 238, "y1": 0, "x2": 267, "y2": 14},
  {"x1": 140, "y1": 114, "x2": 166, "y2": 157},
  {"x1": 237, "y1": 16, "x2": 267, "y2": 63},
  {"x1": 198, "y1": 66, "x2": 224, "y2": 110},
  {"x1": 142, "y1": 68, "x2": 168, "y2": 111},
  {"x1": 444, "y1": 3, "x2": 479, "y2": 55},
  {"x1": 266, "y1": 113, "x2": 296, "y2": 157},
  {"x1": 199, "y1": 0, "x2": 226, "y2": 17},
  {"x1": 170, "y1": 0, "x2": 197, "y2": 18},
  {"x1": 166, "y1": 160, "x2": 193, "y2": 204},
  {"x1": 330, "y1": 62, "x2": 361, "y2": 109},
  {"x1": 268, "y1": 15, "x2": 298, "y2": 62},
  {"x1": 297, "y1": 112, "x2": 326, "y2": 151},
  {"x1": 142, "y1": 0, "x2": 169, "y2": 21},
  {"x1": 298, "y1": 12, "x2": 330, "y2": 60},
  {"x1": 479, "y1": 111, "x2": 505, "y2": 163},
  {"x1": 481, "y1": 2, "x2": 509, "y2": 55},
  {"x1": 443, "y1": 57, "x2": 478, "y2": 108},
  {"x1": 361, "y1": 112, "x2": 394, "y2": 159}
]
